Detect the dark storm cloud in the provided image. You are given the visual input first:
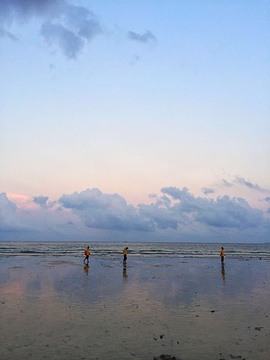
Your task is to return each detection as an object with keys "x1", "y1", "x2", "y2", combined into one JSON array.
[
  {"x1": 0, "y1": 0, "x2": 102, "y2": 58},
  {"x1": 128, "y1": 30, "x2": 157, "y2": 43}
]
